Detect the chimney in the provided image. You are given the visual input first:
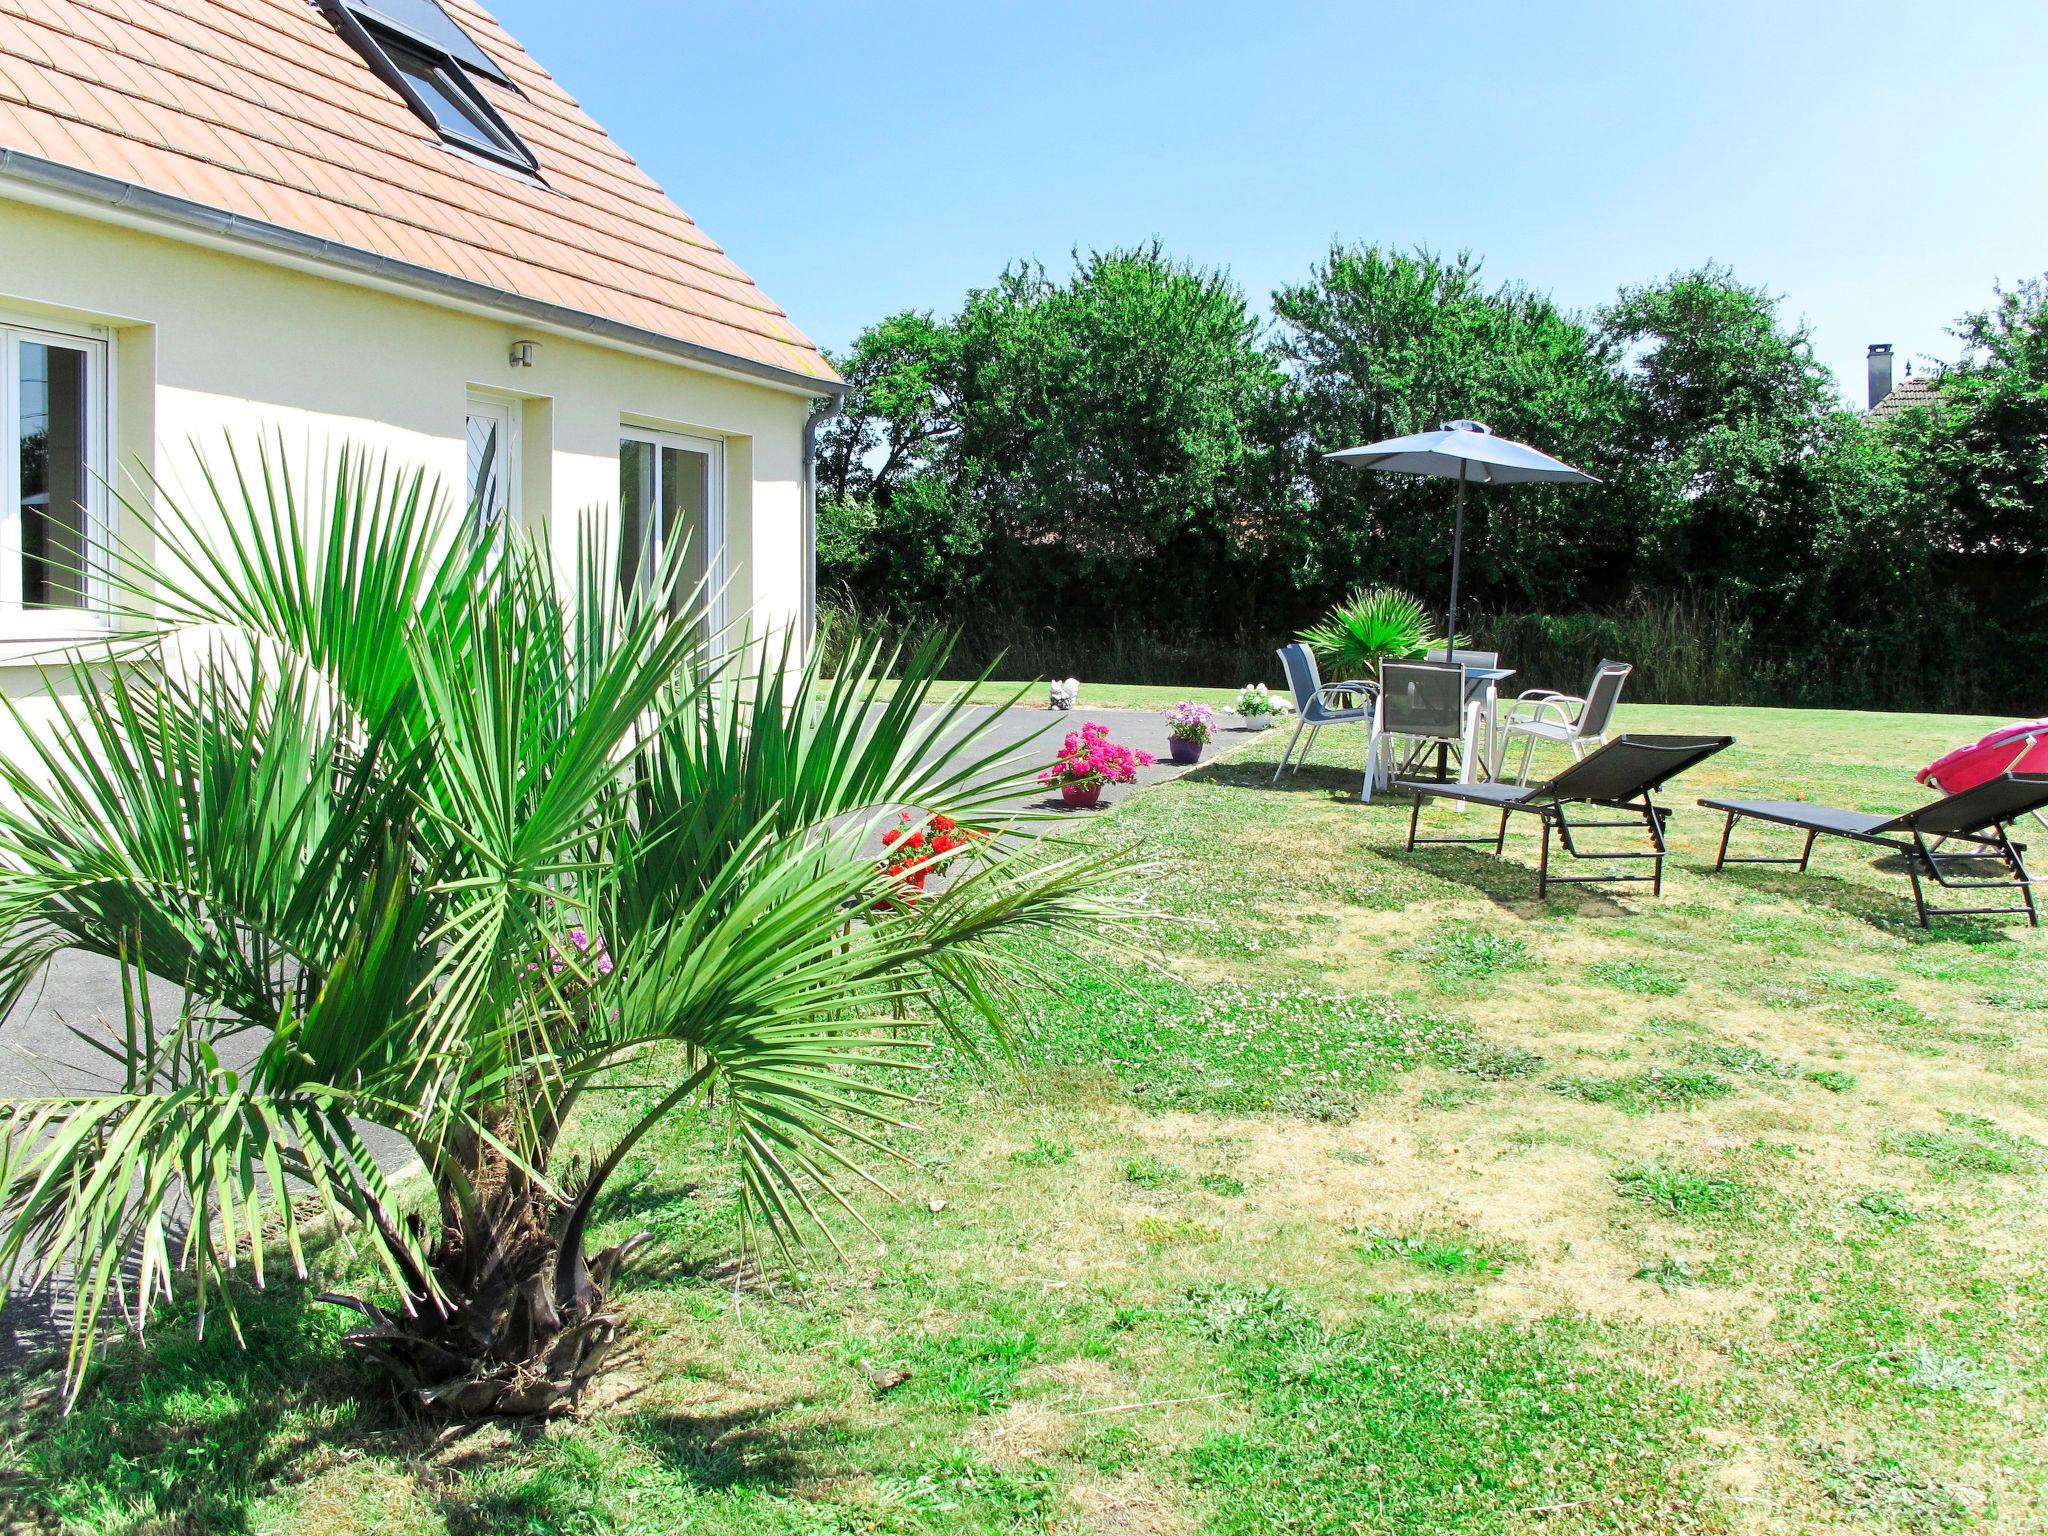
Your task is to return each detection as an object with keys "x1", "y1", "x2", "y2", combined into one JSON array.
[{"x1": 1867, "y1": 343, "x2": 1894, "y2": 411}]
